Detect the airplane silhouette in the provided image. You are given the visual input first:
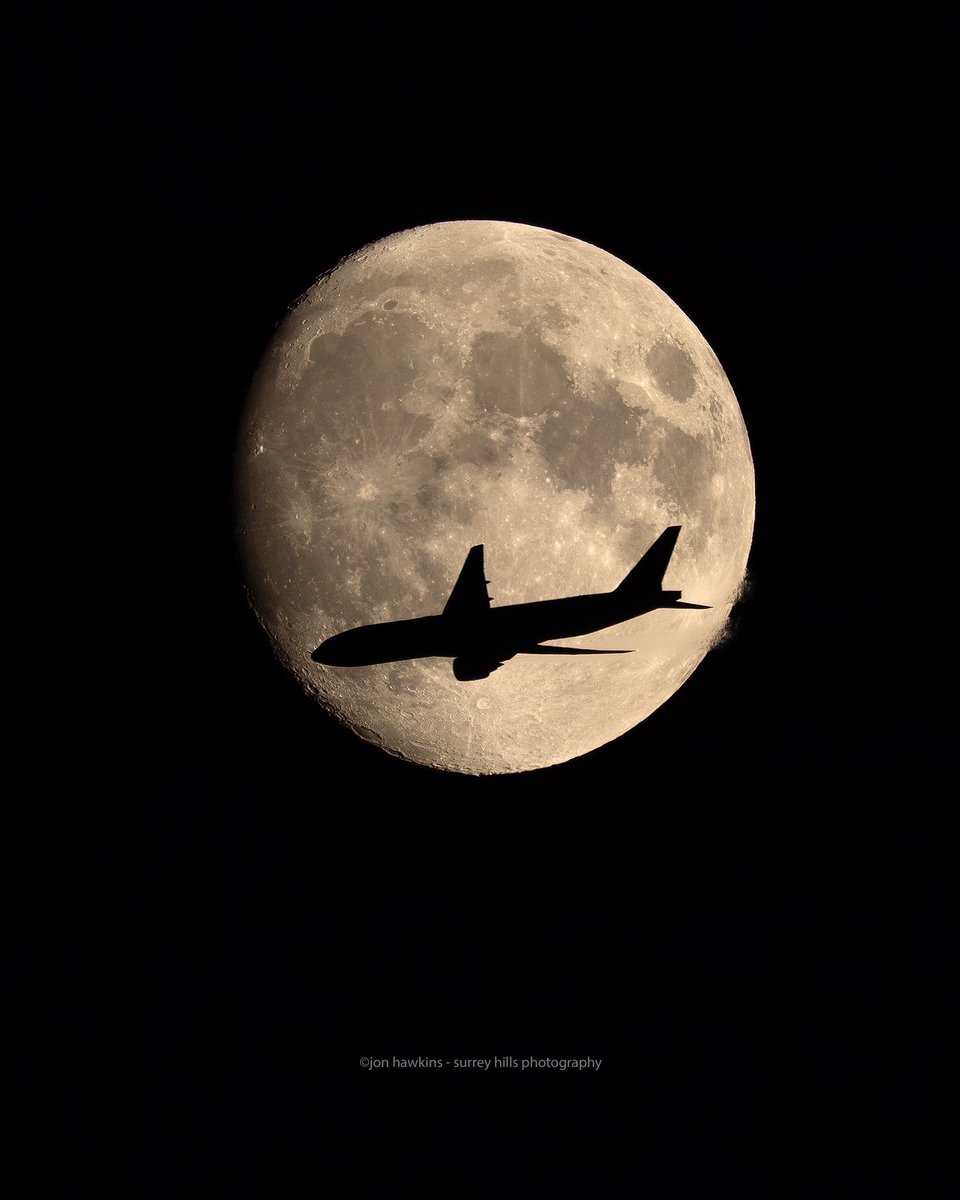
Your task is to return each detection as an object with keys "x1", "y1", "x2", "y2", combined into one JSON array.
[{"x1": 312, "y1": 526, "x2": 709, "y2": 681}]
